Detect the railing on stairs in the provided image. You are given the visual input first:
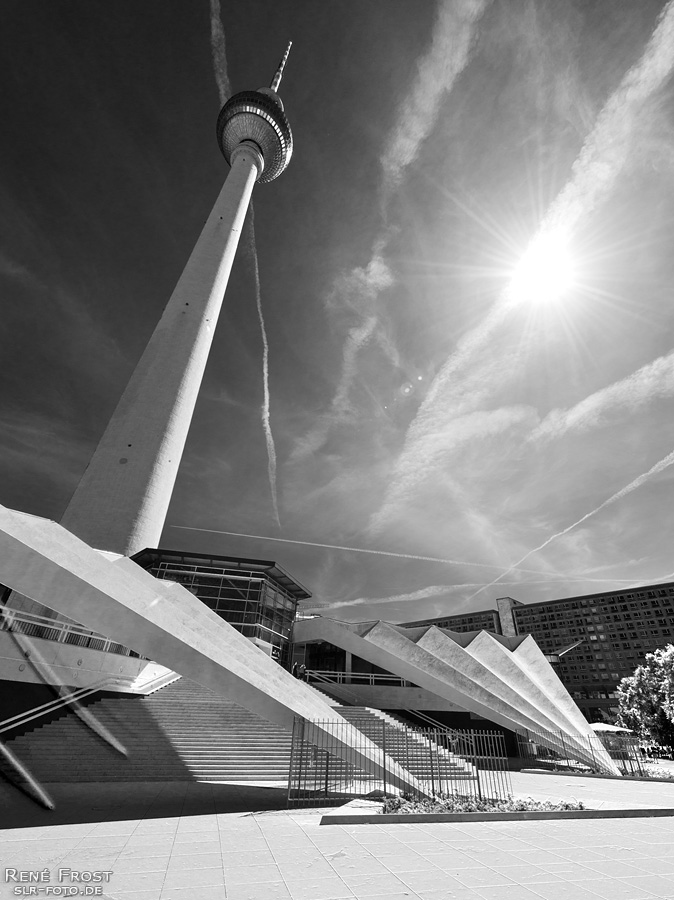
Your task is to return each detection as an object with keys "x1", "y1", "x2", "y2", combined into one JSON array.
[
  {"x1": 0, "y1": 606, "x2": 144, "y2": 658},
  {"x1": 305, "y1": 669, "x2": 413, "y2": 687},
  {"x1": 0, "y1": 676, "x2": 133, "y2": 736},
  {"x1": 397, "y1": 708, "x2": 478, "y2": 757},
  {"x1": 0, "y1": 675, "x2": 133, "y2": 811},
  {"x1": 288, "y1": 713, "x2": 511, "y2": 807},
  {"x1": 304, "y1": 670, "x2": 361, "y2": 705}
]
